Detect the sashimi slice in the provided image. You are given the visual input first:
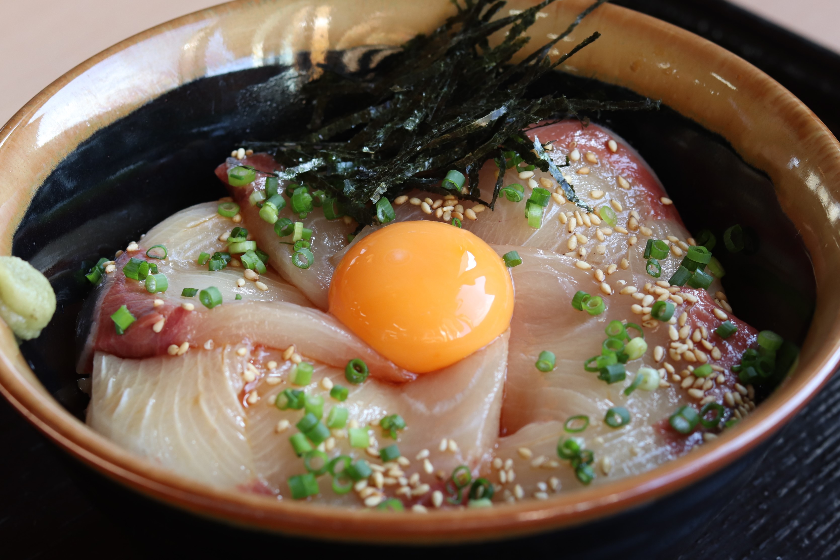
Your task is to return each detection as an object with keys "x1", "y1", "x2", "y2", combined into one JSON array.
[{"x1": 87, "y1": 348, "x2": 254, "y2": 488}]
